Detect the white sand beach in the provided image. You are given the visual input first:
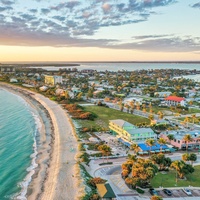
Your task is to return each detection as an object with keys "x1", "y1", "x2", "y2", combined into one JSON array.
[{"x1": 0, "y1": 83, "x2": 84, "y2": 200}]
